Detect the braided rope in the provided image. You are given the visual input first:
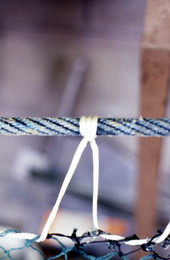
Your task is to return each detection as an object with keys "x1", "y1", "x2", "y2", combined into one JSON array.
[{"x1": 0, "y1": 117, "x2": 170, "y2": 136}]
